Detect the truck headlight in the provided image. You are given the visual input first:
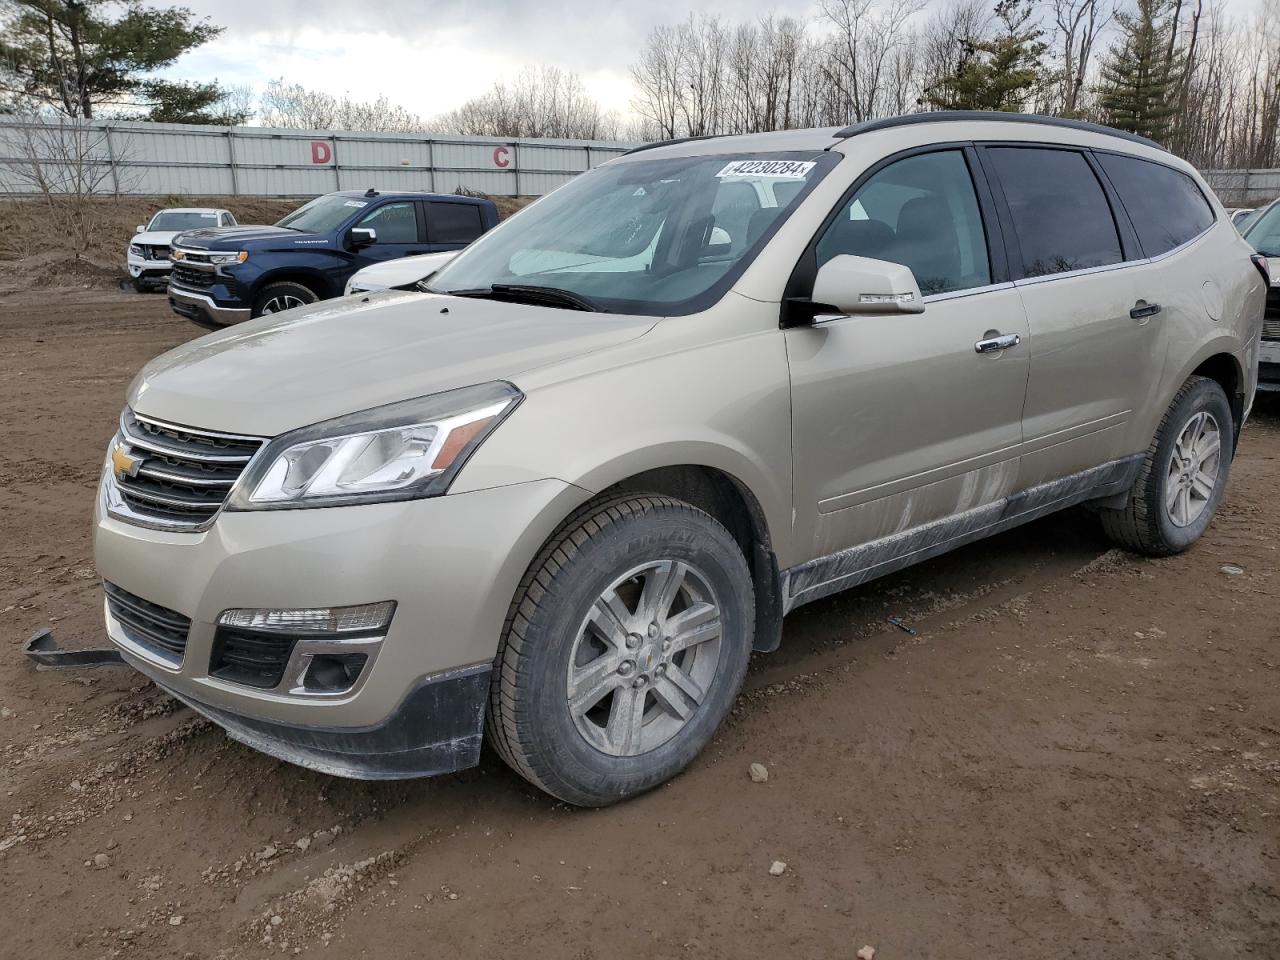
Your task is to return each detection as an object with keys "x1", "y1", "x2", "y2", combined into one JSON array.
[
  {"x1": 128, "y1": 243, "x2": 142, "y2": 256},
  {"x1": 226, "y1": 382, "x2": 522, "y2": 510},
  {"x1": 208, "y1": 251, "x2": 249, "y2": 265}
]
